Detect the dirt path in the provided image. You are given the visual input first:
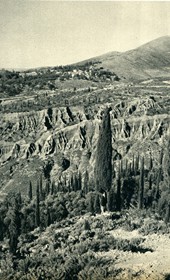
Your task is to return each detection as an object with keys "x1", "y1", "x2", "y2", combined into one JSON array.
[{"x1": 100, "y1": 229, "x2": 170, "y2": 279}]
